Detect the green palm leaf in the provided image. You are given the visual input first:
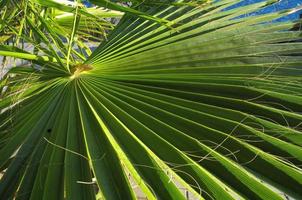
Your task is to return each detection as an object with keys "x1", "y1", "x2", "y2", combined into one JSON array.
[{"x1": 1, "y1": 0, "x2": 302, "y2": 199}]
